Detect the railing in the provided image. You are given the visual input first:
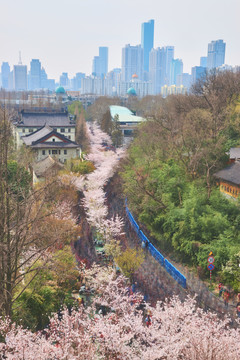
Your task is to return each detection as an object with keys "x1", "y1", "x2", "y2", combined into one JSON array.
[{"x1": 125, "y1": 199, "x2": 186, "y2": 289}]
